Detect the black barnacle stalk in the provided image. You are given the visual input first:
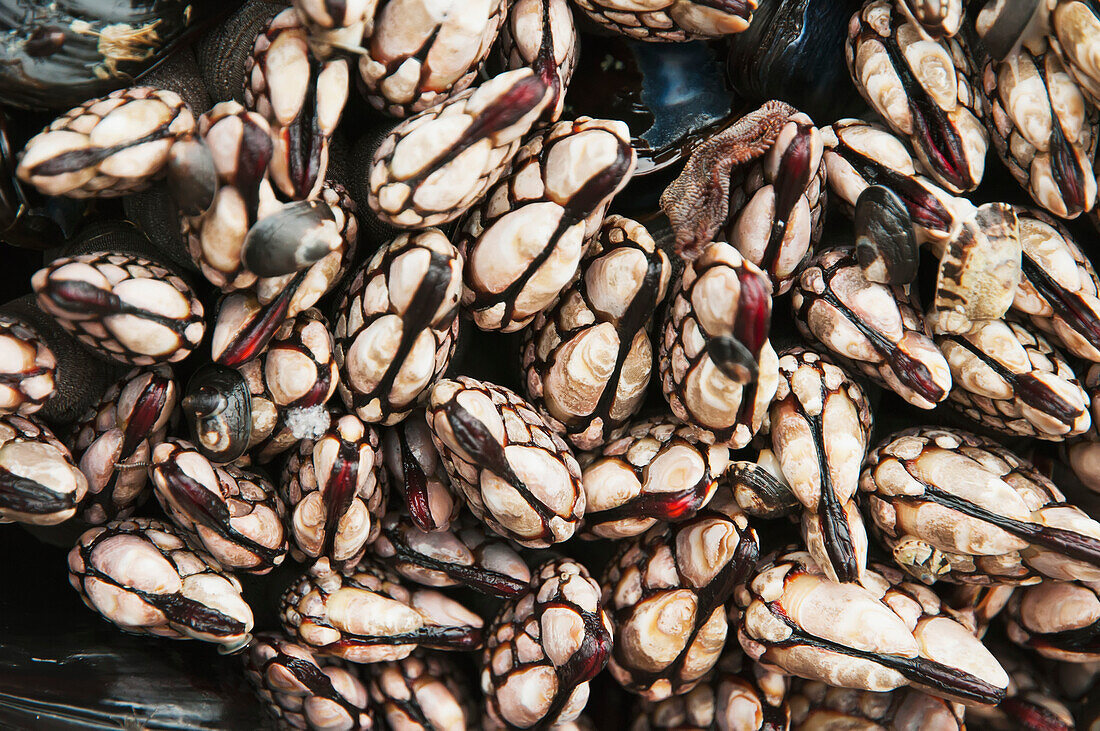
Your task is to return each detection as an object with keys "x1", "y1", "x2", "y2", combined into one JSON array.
[
  {"x1": 0, "y1": 295, "x2": 115, "y2": 424},
  {"x1": 67, "y1": 517, "x2": 254, "y2": 651}
]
